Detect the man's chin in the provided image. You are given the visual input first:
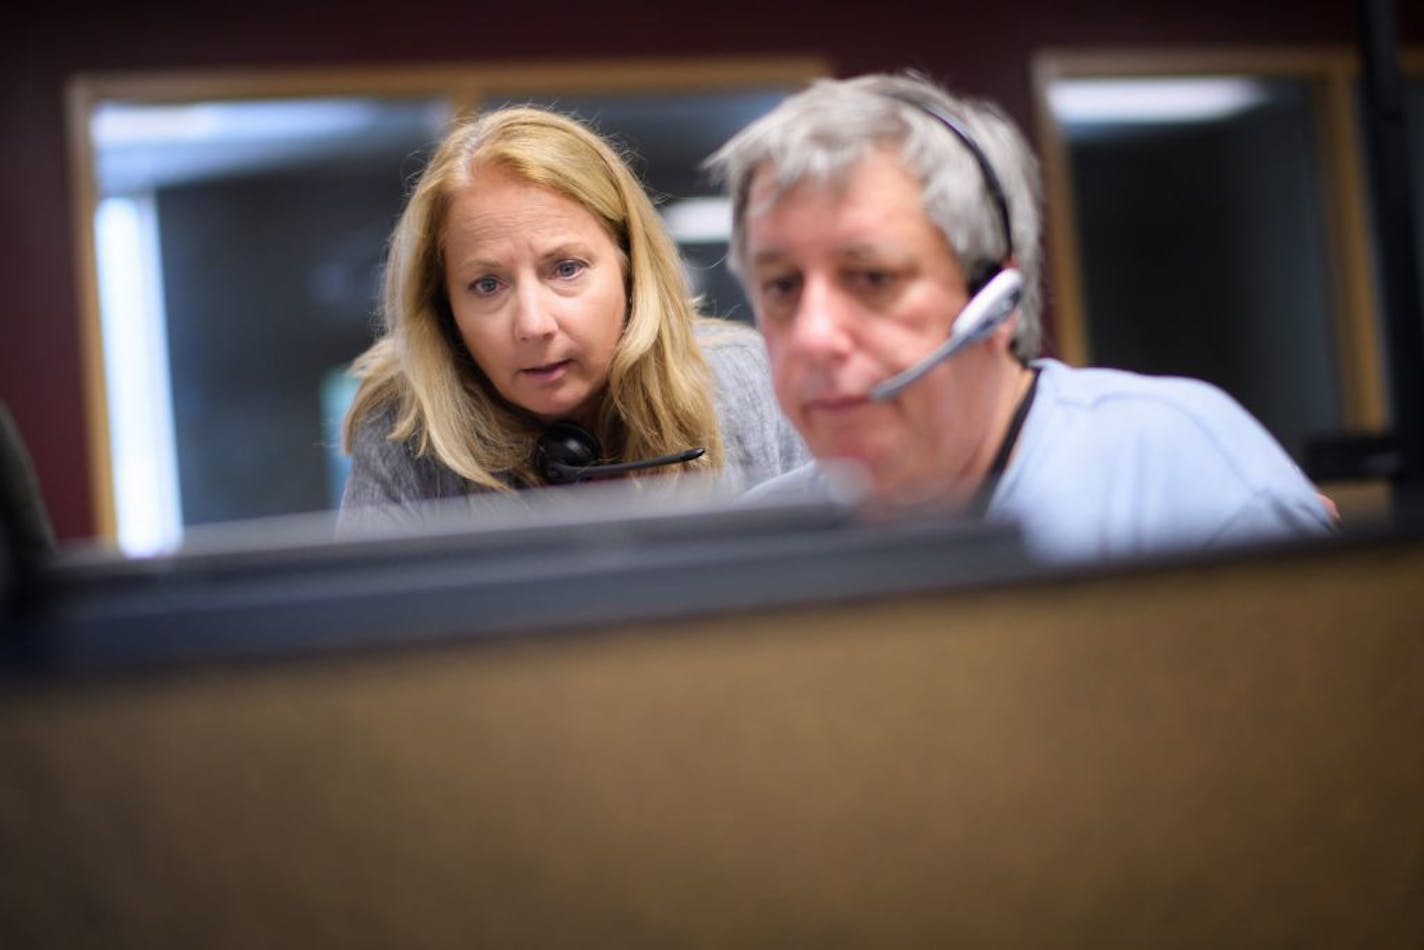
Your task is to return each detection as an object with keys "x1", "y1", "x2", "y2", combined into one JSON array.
[
  {"x1": 812, "y1": 437, "x2": 894, "y2": 476},
  {"x1": 814, "y1": 447, "x2": 899, "y2": 498},
  {"x1": 814, "y1": 450, "x2": 956, "y2": 511}
]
